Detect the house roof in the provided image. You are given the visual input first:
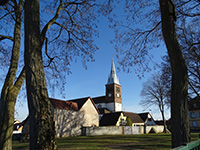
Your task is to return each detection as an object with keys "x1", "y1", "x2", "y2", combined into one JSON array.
[
  {"x1": 50, "y1": 98, "x2": 79, "y2": 111},
  {"x1": 138, "y1": 112, "x2": 150, "y2": 122},
  {"x1": 100, "y1": 112, "x2": 122, "y2": 126},
  {"x1": 50, "y1": 97, "x2": 99, "y2": 113},
  {"x1": 123, "y1": 112, "x2": 144, "y2": 123},
  {"x1": 92, "y1": 96, "x2": 107, "y2": 104},
  {"x1": 68, "y1": 97, "x2": 89, "y2": 110}
]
